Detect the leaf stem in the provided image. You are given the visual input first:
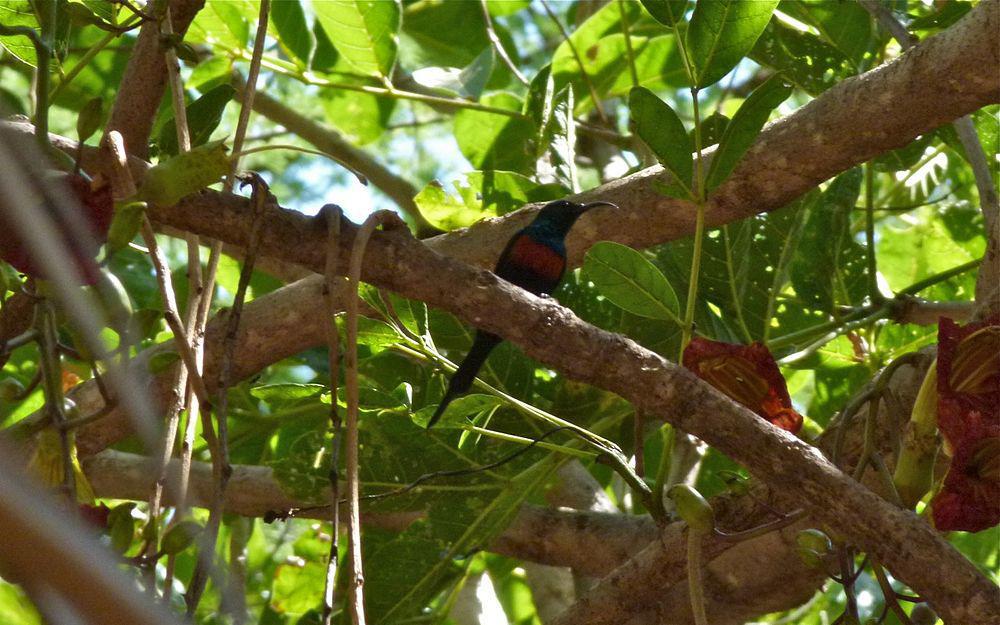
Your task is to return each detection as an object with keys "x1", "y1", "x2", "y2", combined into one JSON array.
[
  {"x1": 236, "y1": 49, "x2": 529, "y2": 118},
  {"x1": 50, "y1": 15, "x2": 142, "y2": 101},
  {"x1": 687, "y1": 529, "x2": 709, "y2": 625},
  {"x1": 899, "y1": 257, "x2": 982, "y2": 295},
  {"x1": 479, "y1": 0, "x2": 528, "y2": 86}
]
